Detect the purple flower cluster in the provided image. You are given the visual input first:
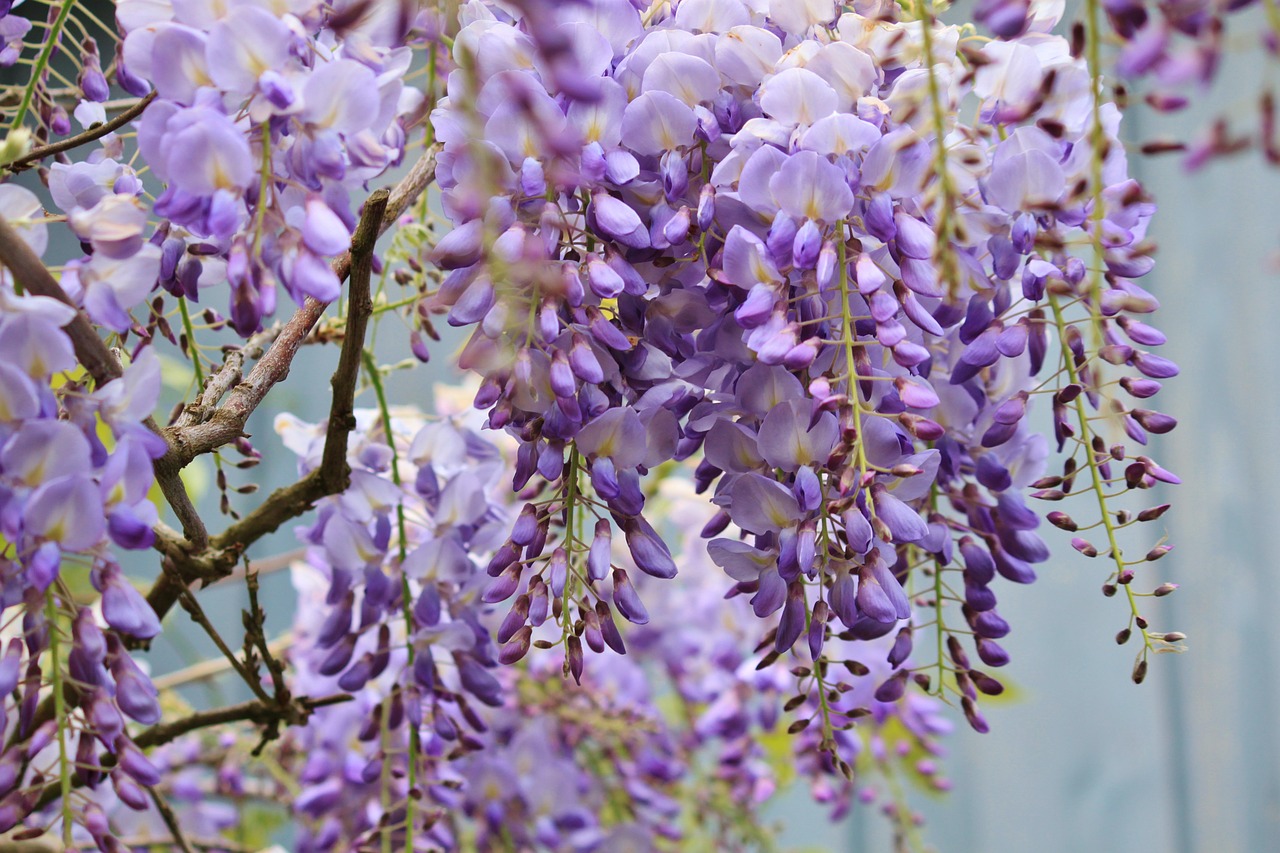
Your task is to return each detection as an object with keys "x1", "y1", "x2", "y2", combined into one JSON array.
[
  {"x1": 33, "y1": 0, "x2": 427, "y2": 337},
  {"x1": 276, "y1": 397, "x2": 514, "y2": 850},
  {"x1": 426, "y1": 0, "x2": 1179, "y2": 748},
  {"x1": 0, "y1": 192, "x2": 172, "y2": 841},
  {"x1": 275, "y1": 424, "x2": 953, "y2": 849}
]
